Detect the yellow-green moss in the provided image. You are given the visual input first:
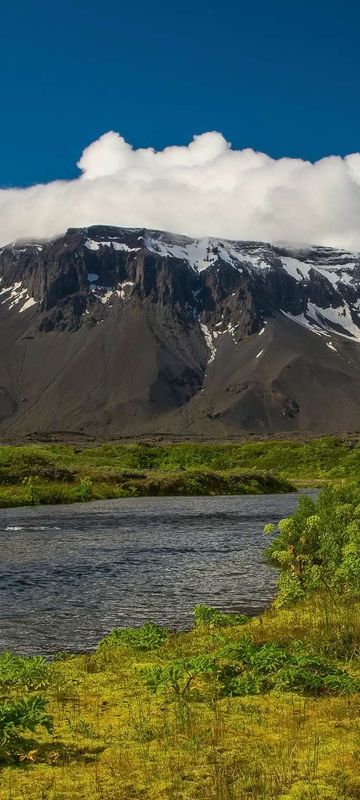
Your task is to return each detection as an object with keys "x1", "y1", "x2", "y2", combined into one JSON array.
[{"x1": 1, "y1": 597, "x2": 360, "y2": 799}]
